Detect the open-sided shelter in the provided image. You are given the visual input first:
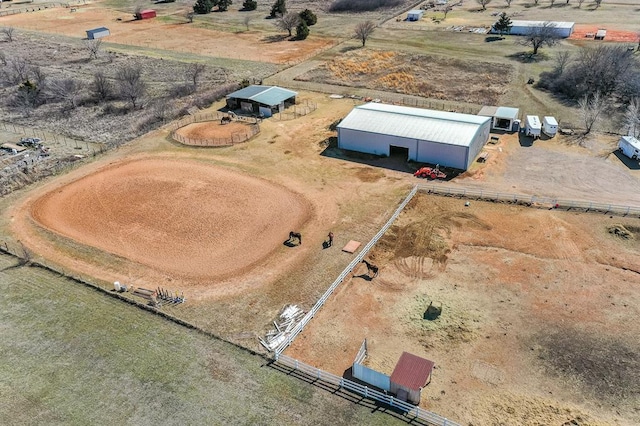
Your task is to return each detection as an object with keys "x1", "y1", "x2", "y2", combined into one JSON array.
[
  {"x1": 478, "y1": 106, "x2": 520, "y2": 132},
  {"x1": 225, "y1": 85, "x2": 297, "y2": 118},
  {"x1": 337, "y1": 103, "x2": 491, "y2": 170}
]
